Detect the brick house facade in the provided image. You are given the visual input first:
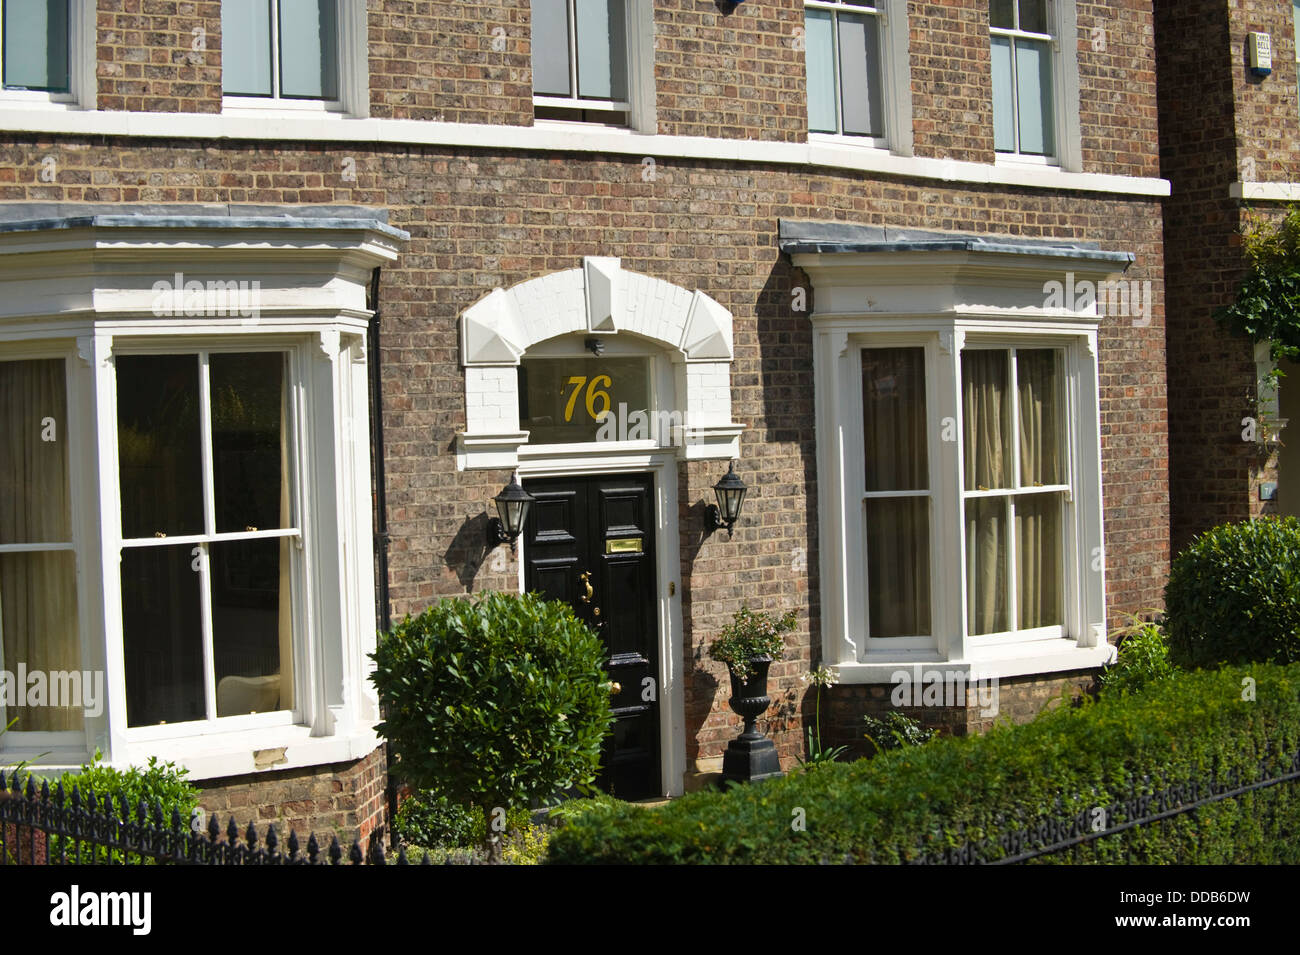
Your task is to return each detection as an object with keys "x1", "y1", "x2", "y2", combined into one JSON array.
[
  {"x1": 1155, "y1": 0, "x2": 1300, "y2": 552},
  {"x1": 0, "y1": 1, "x2": 1171, "y2": 840}
]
